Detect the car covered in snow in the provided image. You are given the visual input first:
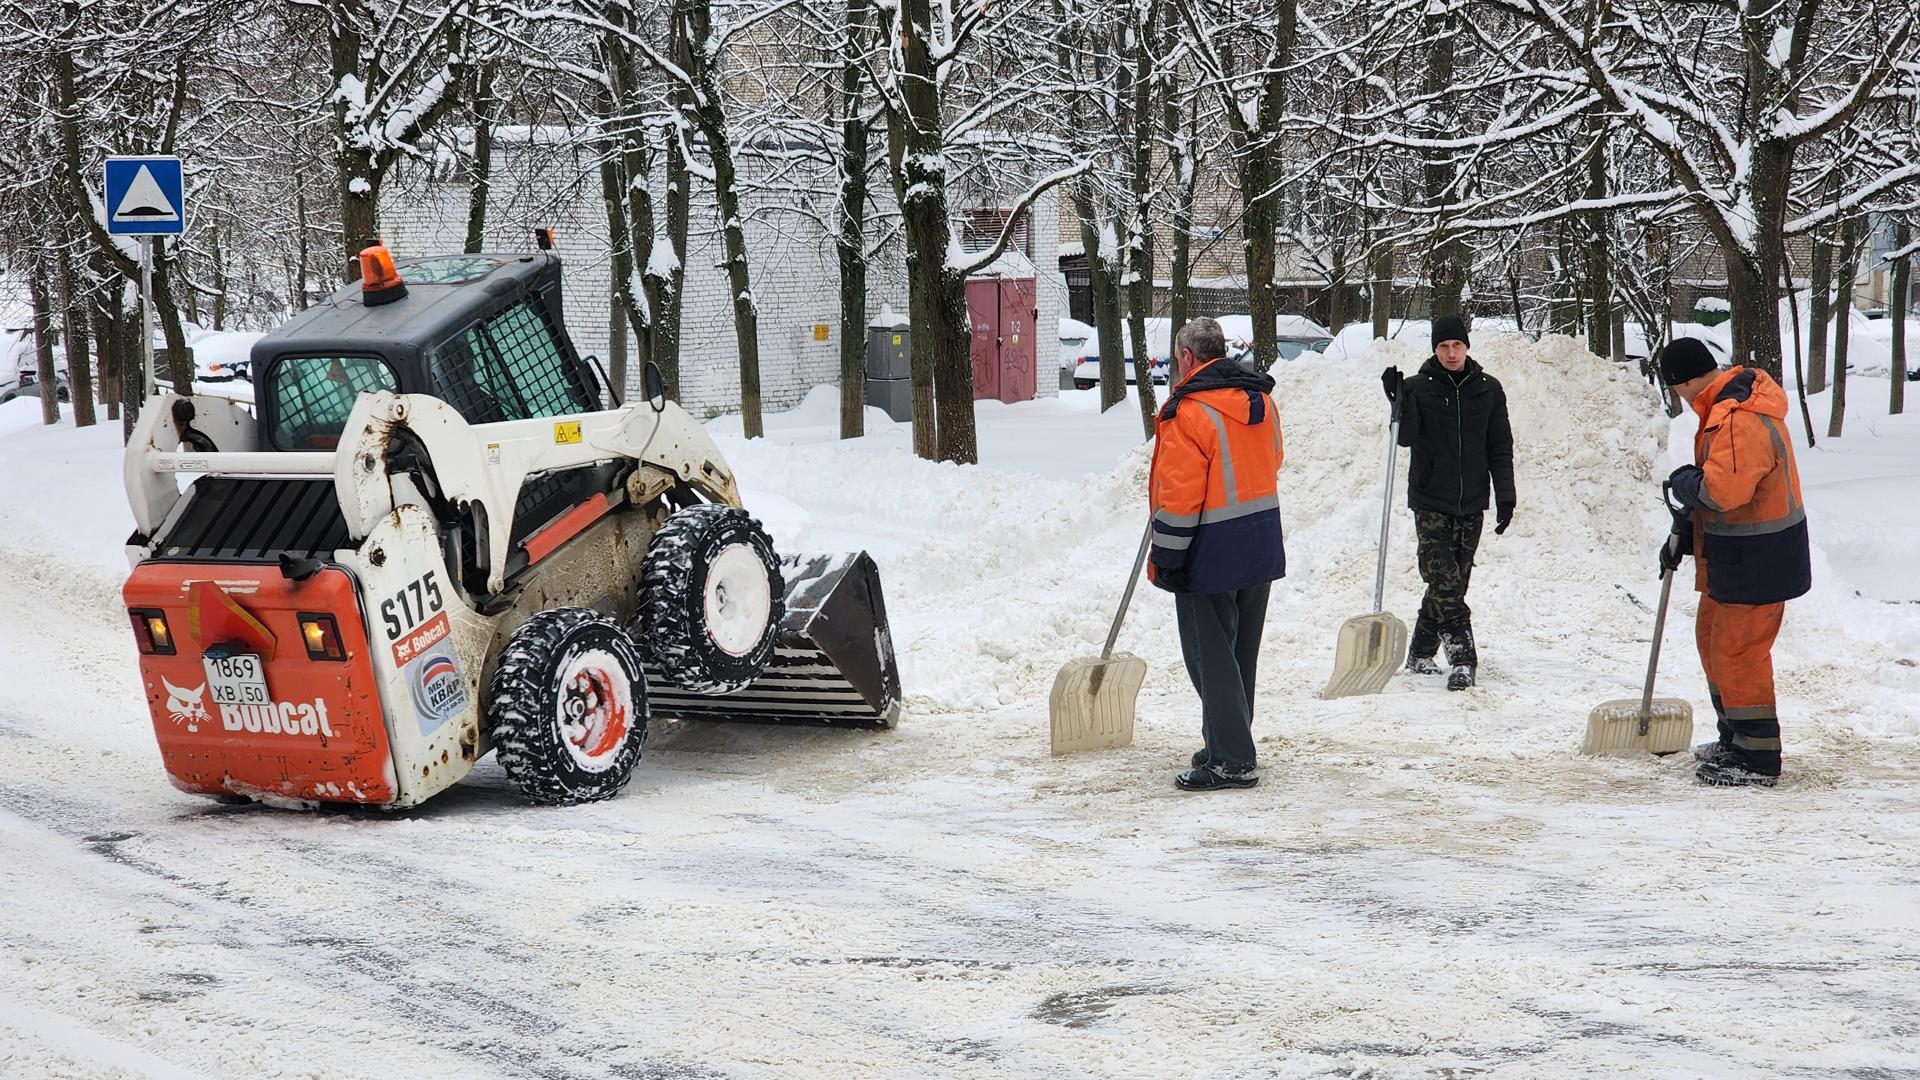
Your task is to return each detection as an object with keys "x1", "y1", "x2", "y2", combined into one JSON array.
[
  {"x1": 1067, "y1": 316, "x2": 1172, "y2": 389},
  {"x1": 0, "y1": 330, "x2": 70, "y2": 404},
  {"x1": 1217, "y1": 313, "x2": 1334, "y2": 366}
]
